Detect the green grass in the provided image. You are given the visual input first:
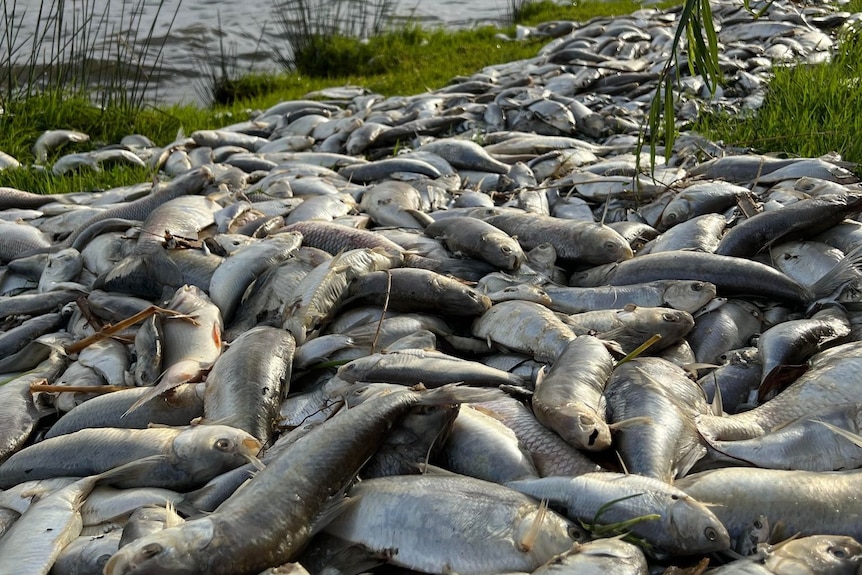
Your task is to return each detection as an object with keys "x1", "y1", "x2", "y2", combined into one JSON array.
[
  {"x1": 5, "y1": 0, "x2": 673, "y2": 193},
  {"x1": 694, "y1": 1, "x2": 862, "y2": 166}
]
